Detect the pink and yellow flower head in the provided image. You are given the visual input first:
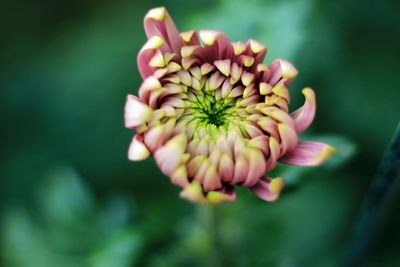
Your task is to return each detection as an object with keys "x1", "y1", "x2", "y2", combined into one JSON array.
[{"x1": 125, "y1": 7, "x2": 335, "y2": 204}]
